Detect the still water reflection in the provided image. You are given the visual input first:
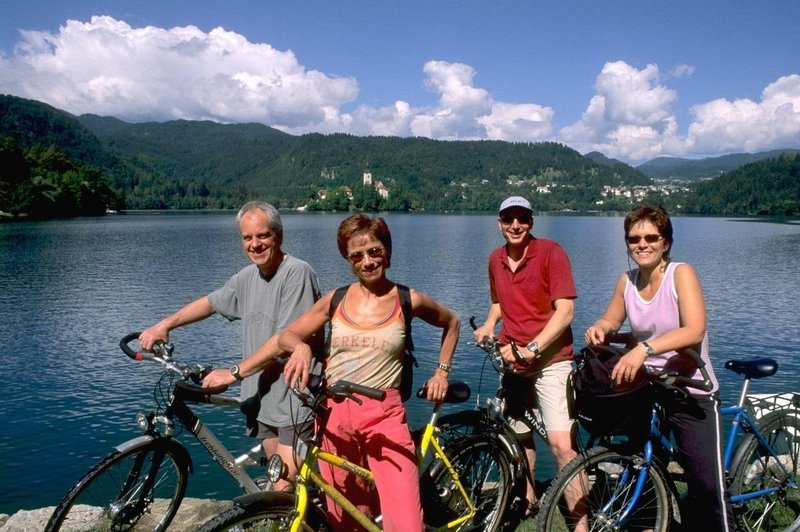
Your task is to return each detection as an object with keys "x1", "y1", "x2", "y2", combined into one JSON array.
[{"x1": 1, "y1": 212, "x2": 798, "y2": 513}]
